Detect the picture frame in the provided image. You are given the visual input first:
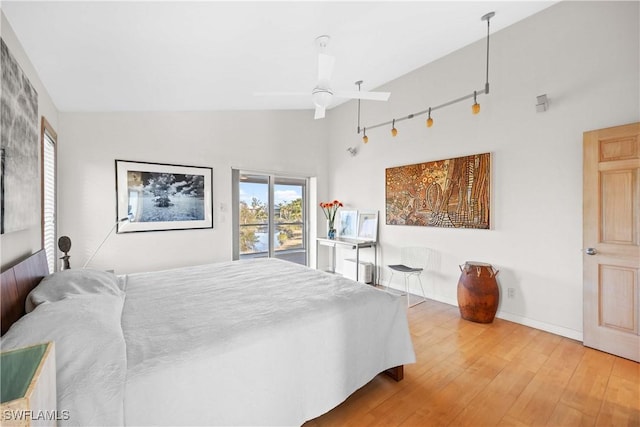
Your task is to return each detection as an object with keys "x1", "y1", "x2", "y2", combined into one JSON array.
[
  {"x1": 115, "y1": 160, "x2": 213, "y2": 233},
  {"x1": 337, "y1": 209, "x2": 358, "y2": 238},
  {"x1": 357, "y1": 210, "x2": 378, "y2": 241}
]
